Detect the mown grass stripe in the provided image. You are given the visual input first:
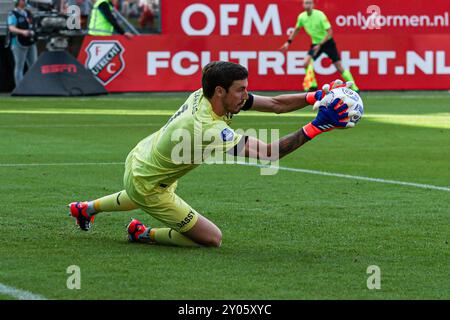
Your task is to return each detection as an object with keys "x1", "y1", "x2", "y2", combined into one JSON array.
[{"x1": 1, "y1": 161, "x2": 448, "y2": 192}]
